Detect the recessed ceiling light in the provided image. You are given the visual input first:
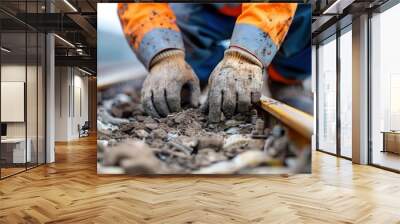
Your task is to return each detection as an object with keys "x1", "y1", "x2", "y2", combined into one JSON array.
[
  {"x1": 78, "y1": 67, "x2": 92, "y2": 76},
  {"x1": 322, "y1": 0, "x2": 354, "y2": 15},
  {"x1": 54, "y1": 34, "x2": 75, "y2": 48},
  {"x1": 63, "y1": 0, "x2": 78, "y2": 12},
  {"x1": 1, "y1": 47, "x2": 11, "y2": 53}
]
